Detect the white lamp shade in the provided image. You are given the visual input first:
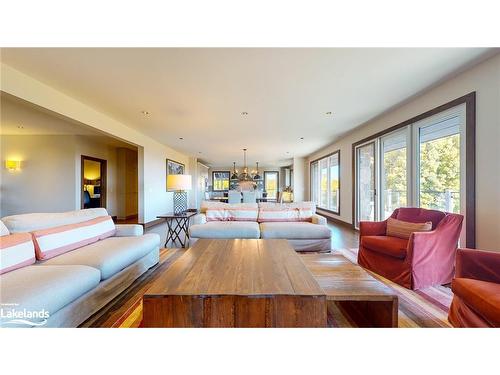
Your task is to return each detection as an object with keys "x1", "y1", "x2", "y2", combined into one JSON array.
[{"x1": 167, "y1": 174, "x2": 192, "y2": 191}]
